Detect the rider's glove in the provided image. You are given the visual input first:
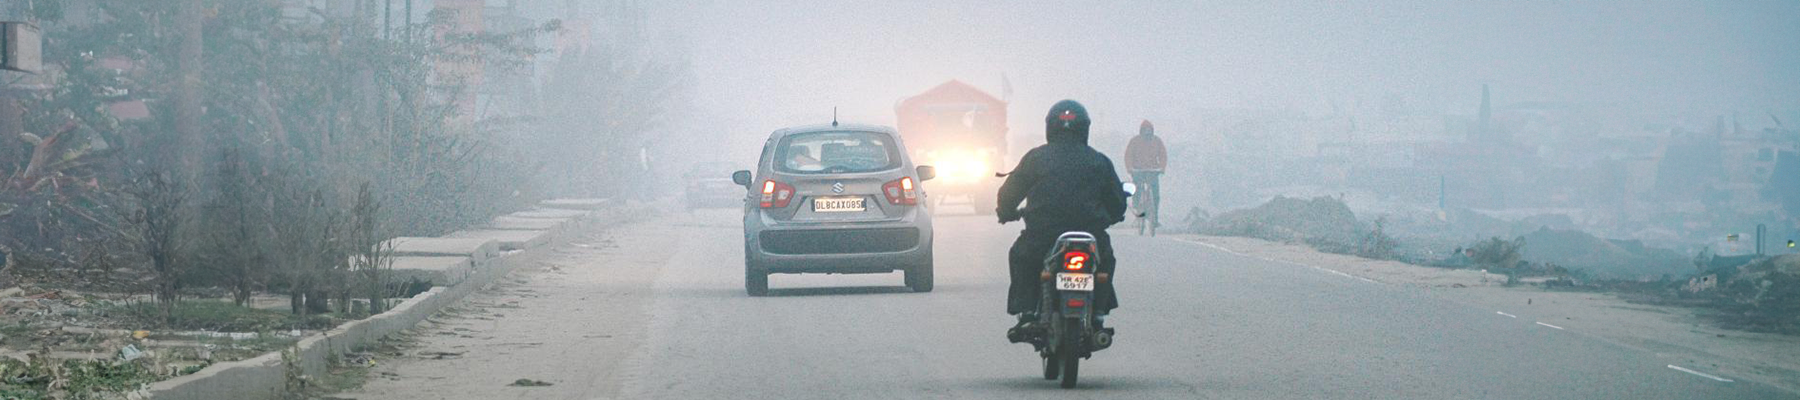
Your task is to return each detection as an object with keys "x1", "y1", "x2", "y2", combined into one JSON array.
[{"x1": 997, "y1": 208, "x2": 1021, "y2": 224}]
